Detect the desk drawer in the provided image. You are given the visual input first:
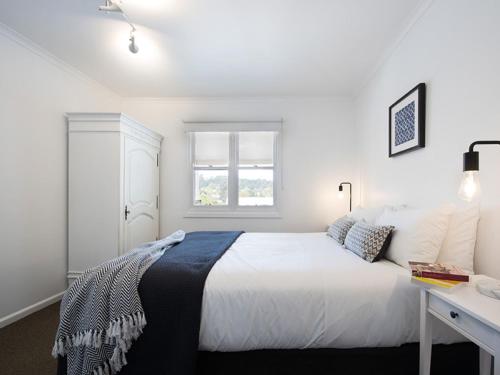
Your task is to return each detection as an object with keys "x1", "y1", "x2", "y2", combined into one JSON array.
[{"x1": 428, "y1": 294, "x2": 495, "y2": 351}]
